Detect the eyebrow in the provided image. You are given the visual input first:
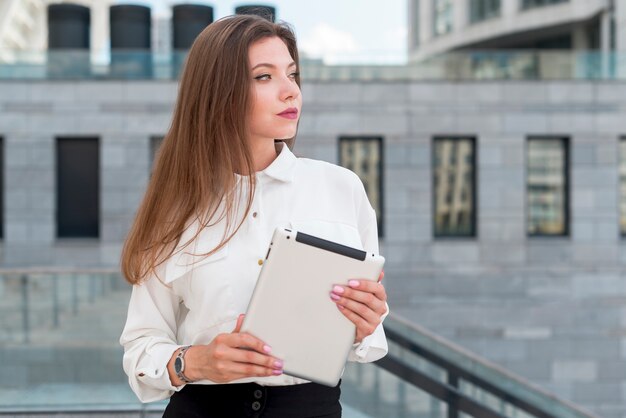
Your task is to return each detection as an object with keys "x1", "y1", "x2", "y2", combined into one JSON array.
[{"x1": 251, "y1": 62, "x2": 297, "y2": 71}]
